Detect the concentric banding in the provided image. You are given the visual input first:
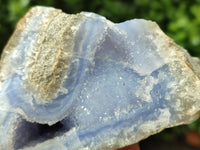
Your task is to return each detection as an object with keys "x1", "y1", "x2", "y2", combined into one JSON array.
[{"x1": 0, "y1": 7, "x2": 87, "y2": 124}]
